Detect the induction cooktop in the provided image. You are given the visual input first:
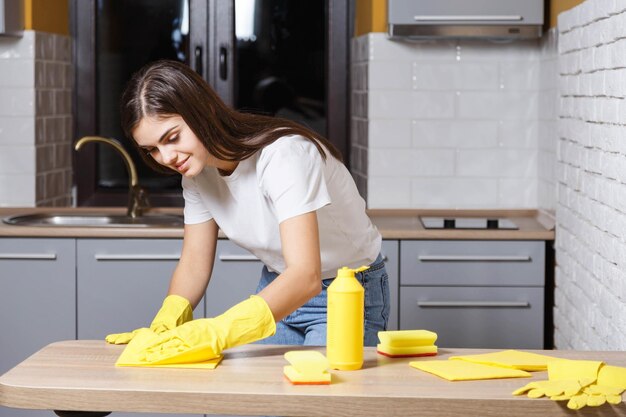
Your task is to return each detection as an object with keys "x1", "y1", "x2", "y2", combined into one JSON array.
[{"x1": 420, "y1": 217, "x2": 518, "y2": 230}]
